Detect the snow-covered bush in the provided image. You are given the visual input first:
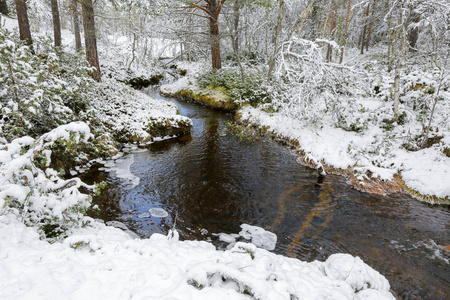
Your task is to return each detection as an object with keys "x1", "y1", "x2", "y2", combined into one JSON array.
[
  {"x1": 197, "y1": 67, "x2": 273, "y2": 107},
  {"x1": 0, "y1": 124, "x2": 102, "y2": 240},
  {"x1": 273, "y1": 38, "x2": 372, "y2": 127},
  {"x1": 0, "y1": 29, "x2": 95, "y2": 141}
]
